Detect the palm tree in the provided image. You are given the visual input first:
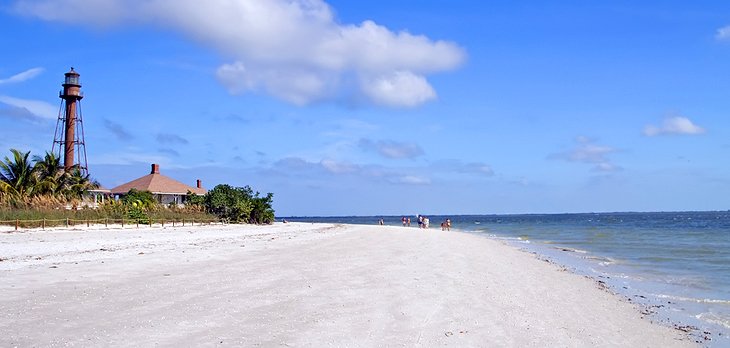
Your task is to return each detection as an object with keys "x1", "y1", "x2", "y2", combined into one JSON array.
[
  {"x1": 0, "y1": 149, "x2": 35, "y2": 198},
  {"x1": 32, "y1": 151, "x2": 63, "y2": 196},
  {"x1": 0, "y1": 179, "x2": 10, "y2": 200},
  {"x1": 59, "y1": 166, "x2": 99, "y2": 200}
]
